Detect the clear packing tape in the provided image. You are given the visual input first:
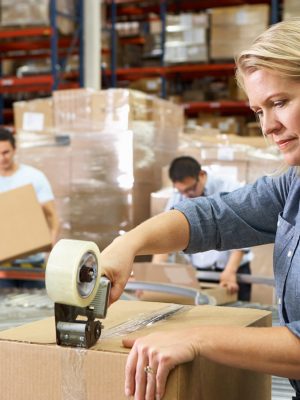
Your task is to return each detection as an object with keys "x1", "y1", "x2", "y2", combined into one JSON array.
[
  {"x1": 61, "y1": 348, "x2": 87, "y2": 400},
  {"x1": 101, "y1": 304, "x2": 190, "y2": 339}
]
